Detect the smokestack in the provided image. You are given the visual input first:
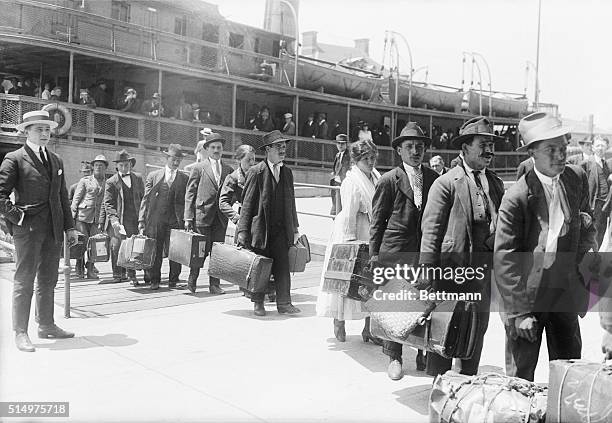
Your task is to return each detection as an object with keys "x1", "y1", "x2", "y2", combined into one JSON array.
[{"x1": 354, "y1": 38, "x2": 369, "y2": 56}]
